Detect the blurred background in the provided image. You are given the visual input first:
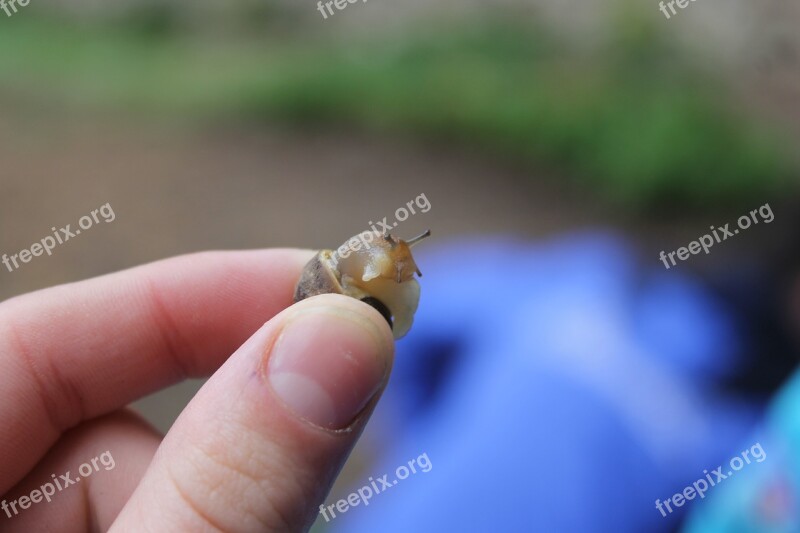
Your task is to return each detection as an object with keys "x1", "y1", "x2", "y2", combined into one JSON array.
[{"x1": 1, "y1": 0, "x2": 800, "y2": 531}]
